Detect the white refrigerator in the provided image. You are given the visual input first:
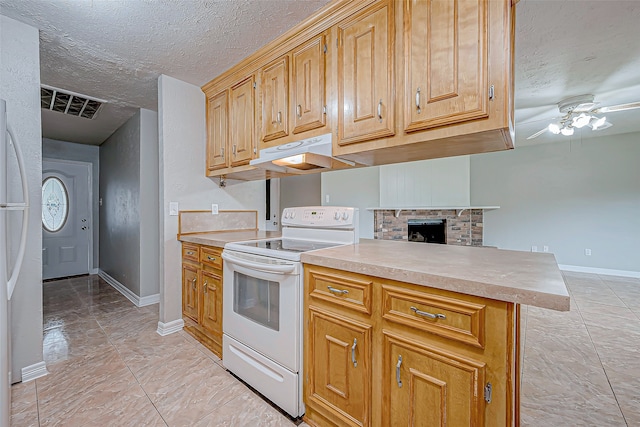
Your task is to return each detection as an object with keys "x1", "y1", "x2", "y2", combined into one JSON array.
[{"x1": 0, "y1": 98, "x2": 29, "y2": 427}]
